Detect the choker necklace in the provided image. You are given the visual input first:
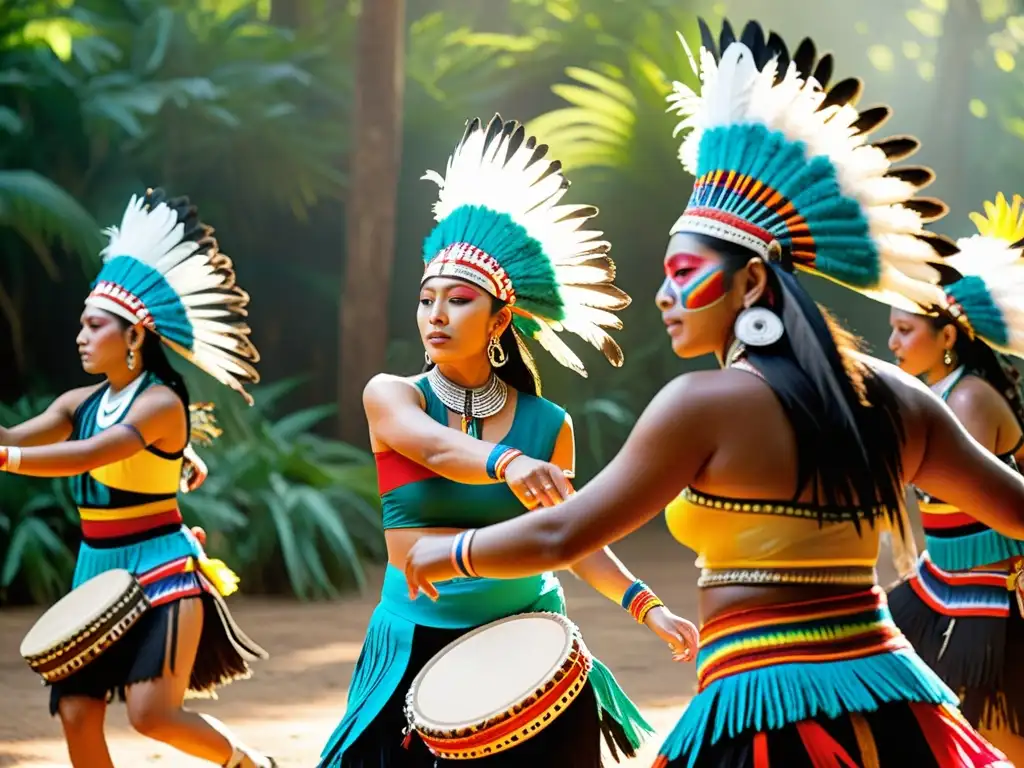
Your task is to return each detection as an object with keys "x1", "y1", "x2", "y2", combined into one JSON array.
[
  {"x1": 427, "y1": 367, "x2": 508, "y2": 439},
  {"x1": 97, "y1": 373, "x2": 147, "y2": 429}
]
